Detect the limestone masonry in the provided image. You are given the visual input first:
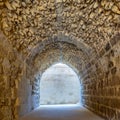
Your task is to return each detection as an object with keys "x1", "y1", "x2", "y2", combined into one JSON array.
[{"x1": 0, "y1": 0, "x2": 120, "y2": 120}]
